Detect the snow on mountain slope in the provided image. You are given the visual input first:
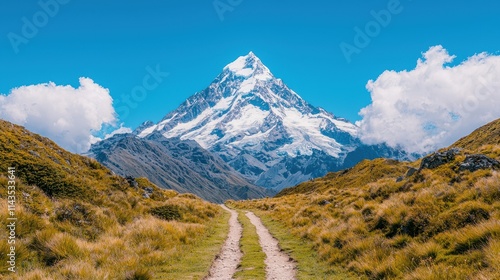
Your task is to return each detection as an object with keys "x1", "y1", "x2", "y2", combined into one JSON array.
[
  {"x1": 136, "y1": 52, "x2": 400, "y2": 190},
  {"x1": 138, "y1": 52, "x2": 357, "y2": 152}
]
